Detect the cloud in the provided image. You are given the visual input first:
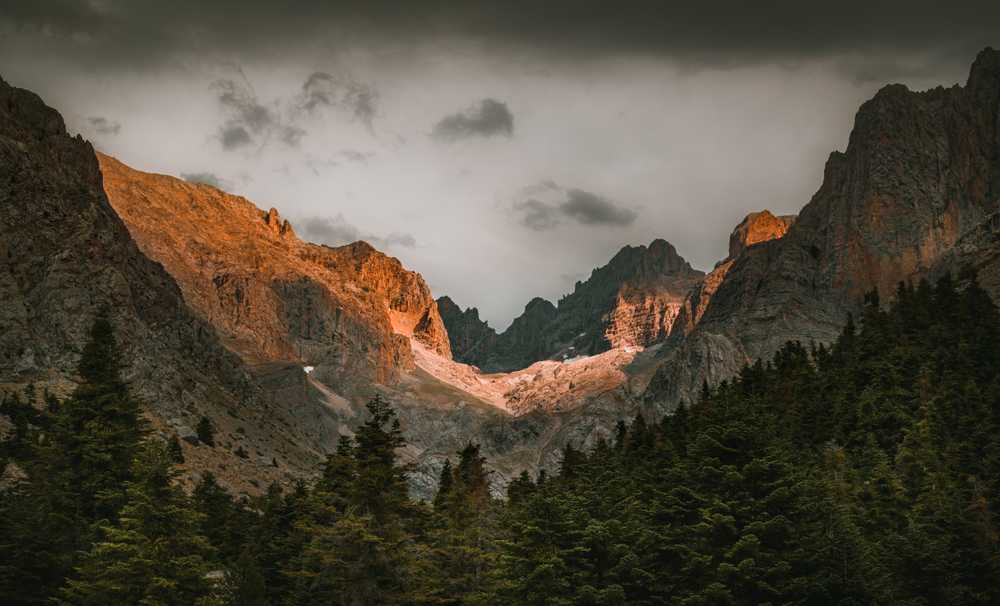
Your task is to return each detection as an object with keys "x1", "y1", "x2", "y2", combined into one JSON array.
[
  {"x1": 561, "y1": 189, "x2": 637, "y2": 226},
  {"x1": 181, "y1": 172, "x2": 226, "y2": 189},
  {"x1": 299, "y1": 71, "x2": 379, "y2": 131},
  {"x1": 219, "y1": 124, "x2": 253, "y2": 149},
  {"x1": 212, "y1": 71, "x2": 310, "y2": 150},
  {"x1": 512, "y1": 183, "x2": 637, "y2": 231},
  {"x1": 4, "y1": 3, "x2": 998, "y2": 81},
  {"x1": 296, "y1": 214, "x2": 416, "y2": 250},
  {"x1": 515, "y1": 199, "x2": 560, "y2": 231},
  {"x1": 209, "y1": 68, "x2": 379, "y2": 151},
  {"x1": 432, "y1": 98, "x2": 513, "y2": 141},
  {"x1": 87, "y1": 116, "x2": 120, "y2": 136}
]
